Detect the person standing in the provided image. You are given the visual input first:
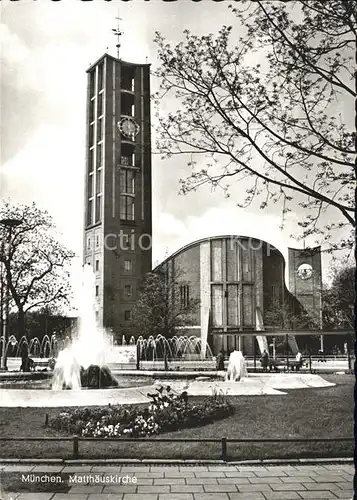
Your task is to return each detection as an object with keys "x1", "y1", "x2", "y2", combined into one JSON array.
[
  {"x1": 216, "y1": 349, "x2": 225, "y2": 371},
  {"x1": 261, "y1": 349, "x2": 269, "y2": 372}
]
